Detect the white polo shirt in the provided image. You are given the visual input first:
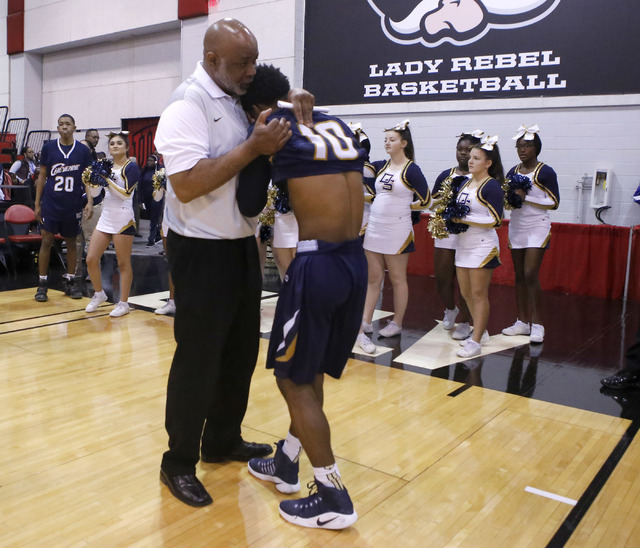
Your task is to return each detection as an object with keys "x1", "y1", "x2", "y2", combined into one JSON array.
[{"x1": 155, "y1": 62, "x2": 255, "y2": 240}]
